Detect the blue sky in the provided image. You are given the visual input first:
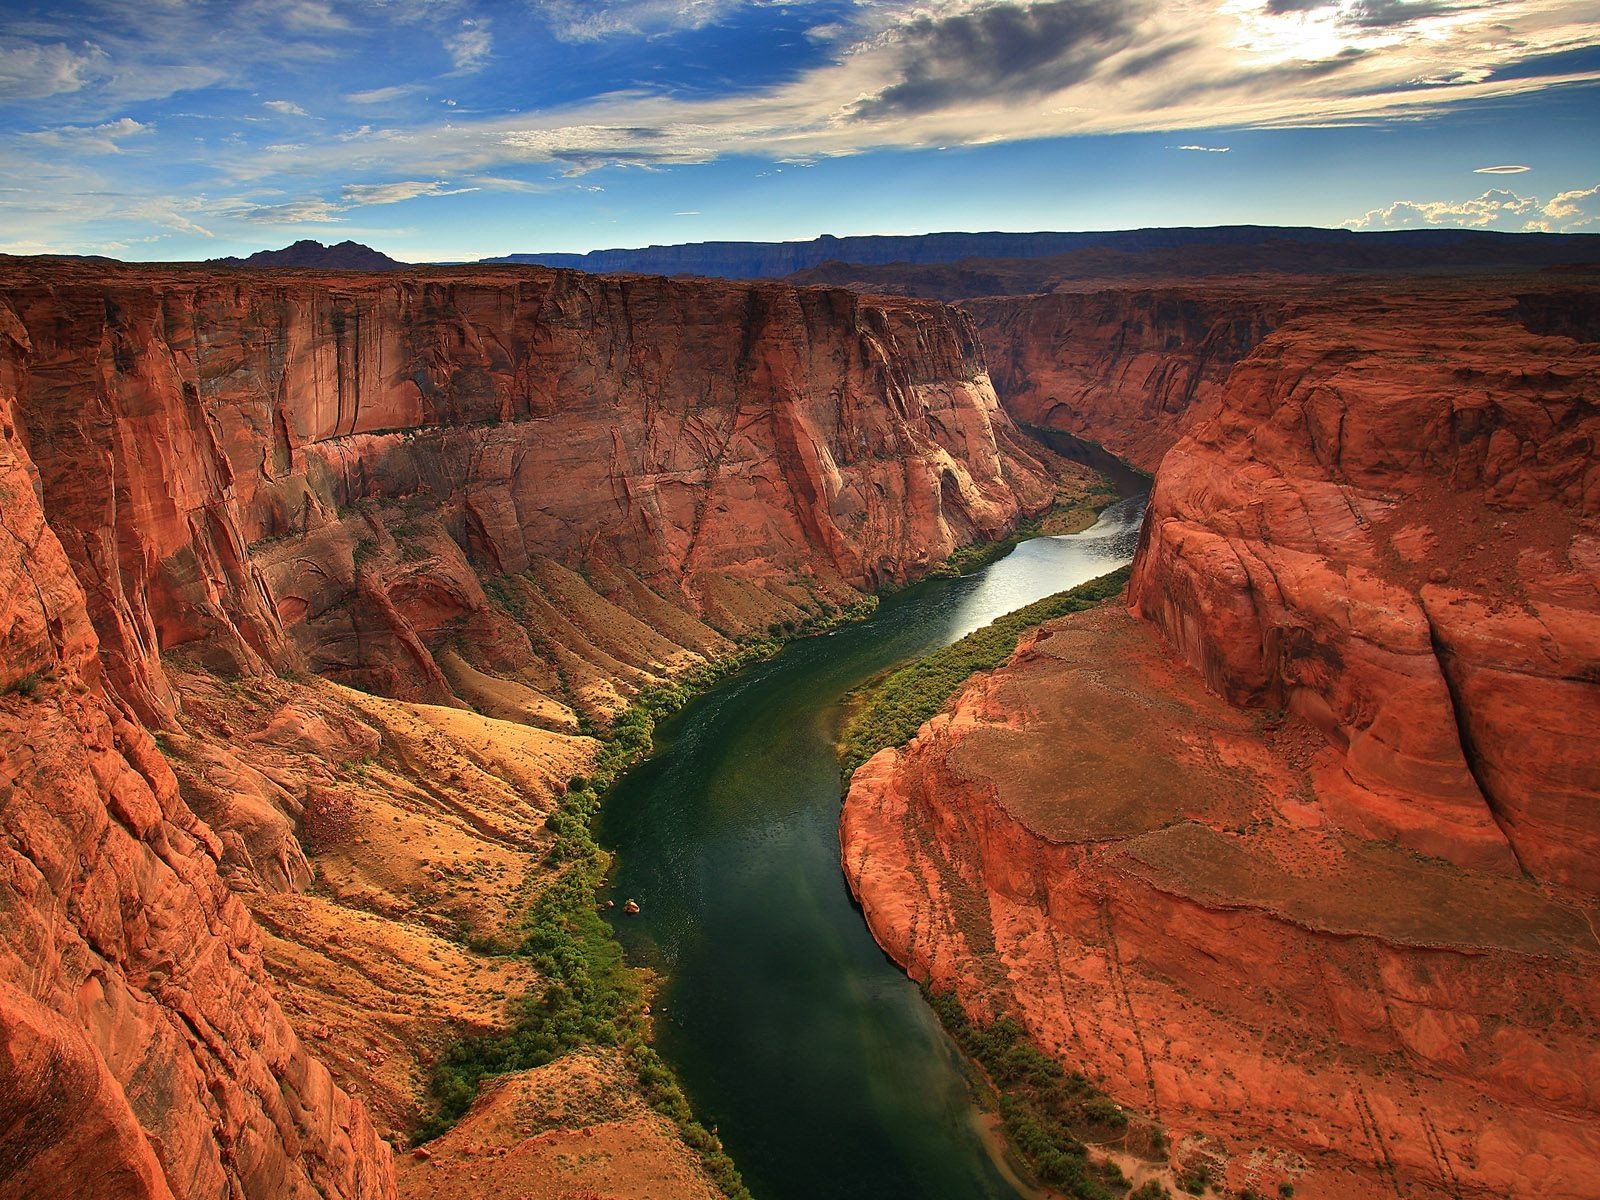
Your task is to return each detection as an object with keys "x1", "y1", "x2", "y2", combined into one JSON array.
[{"x1": 2, "y1": 0, "x2": 1597, "y2": 260}]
